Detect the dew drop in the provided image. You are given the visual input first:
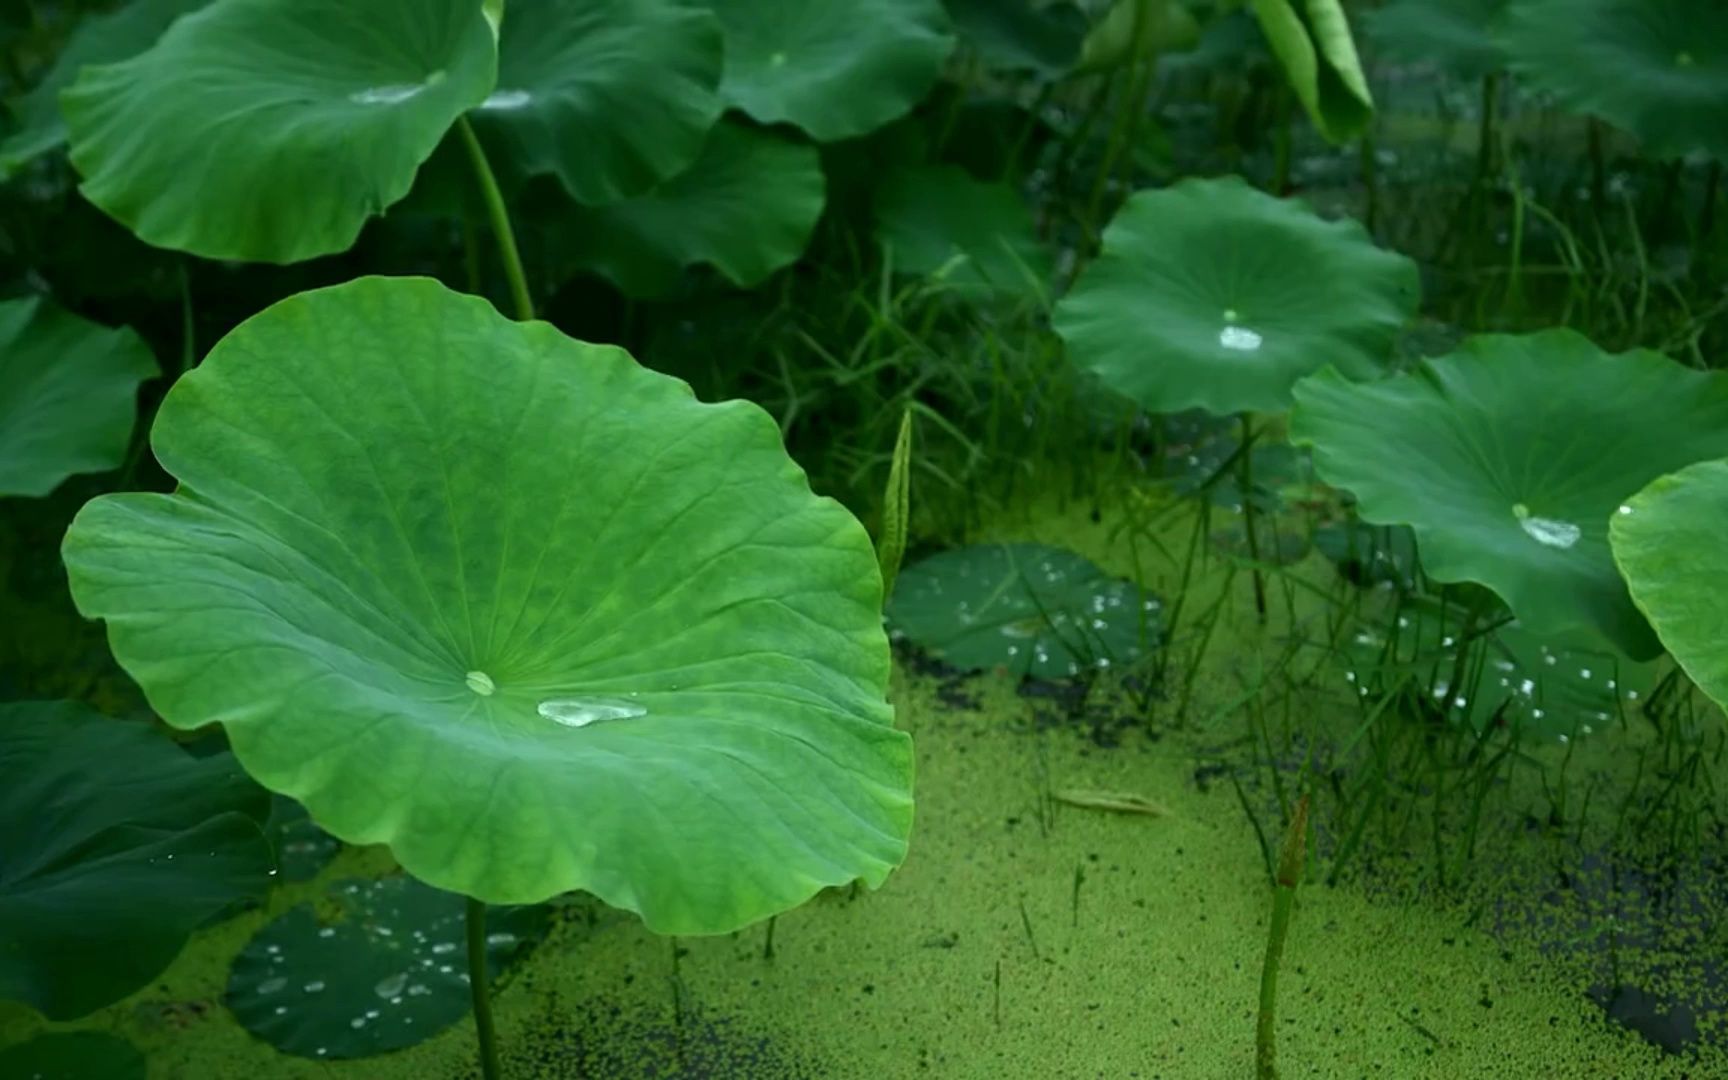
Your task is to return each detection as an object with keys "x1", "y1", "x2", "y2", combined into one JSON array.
[
  {"x1": 1512, "y1": 504, "x2": 1580, "y2": 549},
  {"x1": 1219, "y1": 325, "x2": 1263, "y2": 352},
  {"x1": 465, "y1": 671, "x2": 496, "y2": 696},
  {"x1": 303, "y1": 980, "x2": 326, "y2": 994},
  {"x1": 348, "y1": 72, "x2": 444, "y2": 106},
  {"x1": 538, "y1": 696, "x2": 648, "y2": 729},
  {"x1": 257, "y1": 976, "x2": 288, "y2": 995},
  {"x1": 374, "y1": 972, "x2": 408, "y2": 1000},
  {"x1": 479, "y1": 89, "x2": 533, "y2": 111}
]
